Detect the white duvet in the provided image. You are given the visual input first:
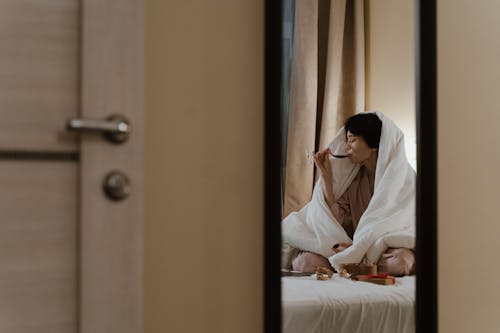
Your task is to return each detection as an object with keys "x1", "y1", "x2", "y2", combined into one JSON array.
[
  {"x1": 282, "y1": 111, "x2": 416, "y2": 270},
  {"x1": 282, "y1": 275, "x2": 415, "y2": 333}
]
